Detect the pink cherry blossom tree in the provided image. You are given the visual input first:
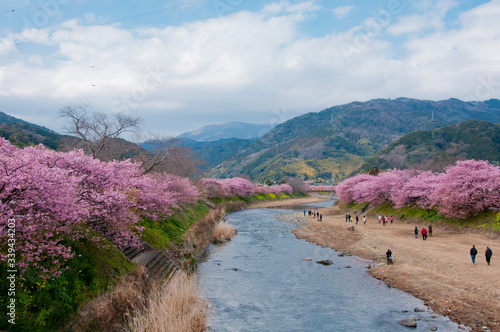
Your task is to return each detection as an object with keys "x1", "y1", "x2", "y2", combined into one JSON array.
[
  {"x1": 392, "y1": 171, "x2": 442, "y2": 209},
  {"x1": 335, "y1": 174, "x2": 373, "y2": 205},
  {"x1": 0, "y1": 138, "x2": 200, "y2": 280},
  {"x1": 432, "y1": 160, "x2": 500, "y2": 218}
]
